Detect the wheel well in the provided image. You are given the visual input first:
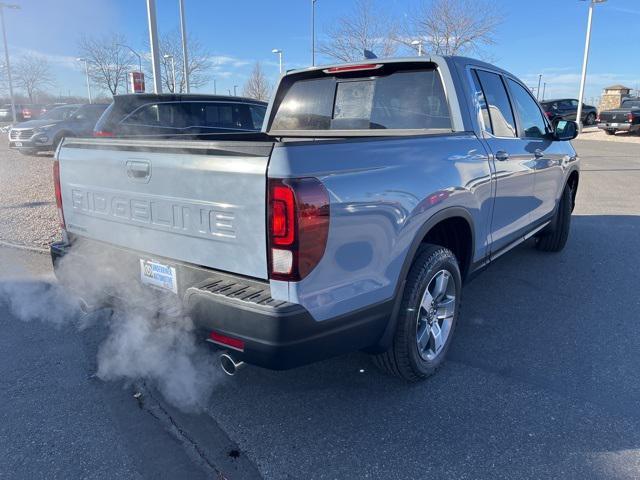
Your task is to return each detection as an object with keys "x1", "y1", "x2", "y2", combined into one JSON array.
[
  {"x1": 421, "y1": 217, "x2": 472, "y2": 279},
  {"x1": 567, "y1": 170, "x2": 579, "y2": 211}
]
